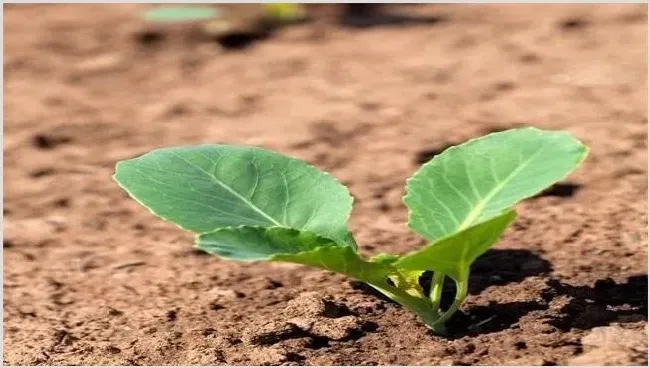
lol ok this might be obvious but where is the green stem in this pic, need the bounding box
[432,277,468,330]
[429,272,445,312]
[368,281,441,329]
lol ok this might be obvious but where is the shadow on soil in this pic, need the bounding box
[432,249,552,337]
[352,249,647,338]
[444,300,547,338]
[438,275,647,338]
[351,248,552,301]
[542,275,648,331]
[351,248,553,337]
[468,249,553,294]
[447,274,647,338]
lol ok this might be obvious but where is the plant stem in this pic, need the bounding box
[432,277,468,330]
[429,272,445,312]
[368,281,441,328]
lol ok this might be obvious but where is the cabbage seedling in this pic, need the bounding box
[113,127,588,334]
[143,6,221,24]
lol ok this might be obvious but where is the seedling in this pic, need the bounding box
[143,6,221,24]
[113,127,588,334]
[141,5,306,37]
[142,5,305,24]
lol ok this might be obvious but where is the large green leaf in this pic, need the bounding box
[404,127,588,242]
[198,226,390,283]
[394,210,516,282]
[113,145,355,247]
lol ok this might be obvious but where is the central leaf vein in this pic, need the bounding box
[171,151,283,227]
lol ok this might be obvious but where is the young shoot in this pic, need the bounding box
[113,127,588,334]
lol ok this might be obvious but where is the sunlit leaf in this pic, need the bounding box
[394,210,516,282]
[113,145,356,248]
[404,127,588,243]
[199,226,390,283]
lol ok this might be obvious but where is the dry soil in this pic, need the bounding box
[3,4,648,366]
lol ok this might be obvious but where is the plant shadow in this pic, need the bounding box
[440,274,648,338]
[350,249,552,326]
[440,300,547,338]
[351,251,646,338]
[419,248,553,297]
[542,275,648,331]
[468,249,553,294]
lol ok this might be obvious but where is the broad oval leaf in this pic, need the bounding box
[404,127,588,242]
[198,226,390,283]
[394,210,516,282]
[113,145,355,247]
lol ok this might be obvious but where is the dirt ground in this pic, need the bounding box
[3,4,648,366]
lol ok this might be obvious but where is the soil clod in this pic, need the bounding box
[210,303,225,311]
[31,134,71,150]
[283,292,351,319]
[265,279,284,289]
[134,30,165,46]
[569,326,648,365]
[414,144,454,164]
[29,168,56,178]
[534,183,582,198]
[242,321,303,346]
[166,310,178,322]
[559,18,589,30]
[108,307,124,317]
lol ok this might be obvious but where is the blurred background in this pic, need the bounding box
[3,3,648,366]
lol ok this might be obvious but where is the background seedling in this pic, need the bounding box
[141,4,306,50]
[143,6,220,24]
[113,127,588,334]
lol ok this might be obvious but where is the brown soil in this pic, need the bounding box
[3,4,648,366]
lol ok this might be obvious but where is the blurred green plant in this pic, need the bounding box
[143,6,220,24]
[142,4,305,28]
[262,3,307,24]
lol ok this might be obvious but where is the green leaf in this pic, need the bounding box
[404,127,588,242]
[369,253,401,265]
[143,6,219,23]
[113,145,355,247]
[394,210,516,282]
[197,226,338,261]
[263,3,306,23]
[198,226,390,283]
[274,245,391,284]
[393,269,427,299]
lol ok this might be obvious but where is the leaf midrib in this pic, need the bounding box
[456,143,546,231]
[170,151,283,227]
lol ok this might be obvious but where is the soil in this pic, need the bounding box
[3,3,648,366]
